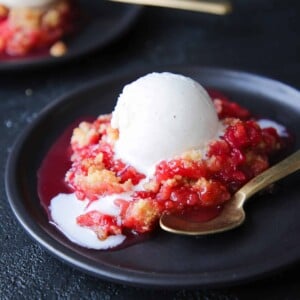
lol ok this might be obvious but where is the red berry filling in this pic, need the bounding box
[65,91,286,240]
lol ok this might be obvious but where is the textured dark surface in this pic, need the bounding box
[1,0,300,299]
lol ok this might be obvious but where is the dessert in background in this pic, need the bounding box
[0,0,76,57]
[39,72,289,250]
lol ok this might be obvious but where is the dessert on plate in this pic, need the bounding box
[39,72,290,250]
[0,0,75,57]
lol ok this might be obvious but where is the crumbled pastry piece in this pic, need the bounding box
[9,7,43,30]
[71,122,99,149]
[77,211,122,240]
[181,149,203,161]
[0,5,9,18]
[50,41,67,57]
[42,8,61,28]
[122,199,160,232]
[66,156,134,200]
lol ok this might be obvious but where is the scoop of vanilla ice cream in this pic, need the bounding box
[111,72,219,175]
[0,0,54,8]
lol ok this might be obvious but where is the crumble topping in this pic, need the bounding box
[62,92,284,240]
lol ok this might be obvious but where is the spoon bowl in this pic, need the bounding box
[160,150,300,235]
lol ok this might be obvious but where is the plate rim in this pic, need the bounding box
[5,66,300,288]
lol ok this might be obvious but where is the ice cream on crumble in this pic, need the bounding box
[48,72,285,249]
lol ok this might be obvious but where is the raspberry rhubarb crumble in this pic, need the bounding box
[0,0,75,57]
[38,72,290,250]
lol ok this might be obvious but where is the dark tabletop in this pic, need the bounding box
[1,0,300,299]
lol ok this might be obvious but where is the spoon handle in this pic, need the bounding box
[238,150,300,205]
[108,0,232,15]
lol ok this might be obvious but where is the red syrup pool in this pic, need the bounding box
[37,122,75,213]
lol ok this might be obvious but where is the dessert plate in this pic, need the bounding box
[0,1,141,70]
[5,67,300,288]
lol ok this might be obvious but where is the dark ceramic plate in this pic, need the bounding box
[5,67,300,288]
[0,0,140,70]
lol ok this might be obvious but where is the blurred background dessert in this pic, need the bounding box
[0,0,75,57]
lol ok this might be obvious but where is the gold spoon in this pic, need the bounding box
[160,149,300,235]
[109,0,232,15]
